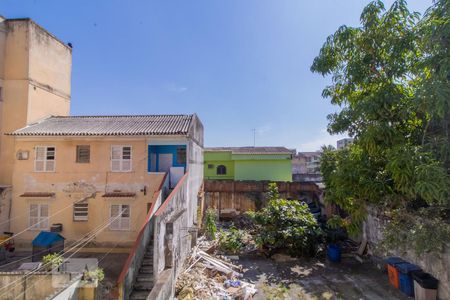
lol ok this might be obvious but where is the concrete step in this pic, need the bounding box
[142,259,153,266]
[130,290,150,300]
[134,281,154,291]
[136,275,154,283]
[139,266,153,274]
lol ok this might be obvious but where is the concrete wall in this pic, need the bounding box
[235,159,292,181]
[204,151,292,181]
[364,207,450,300]
[10,136,167,249]
[0,18,71,186]
[0,272,75,300]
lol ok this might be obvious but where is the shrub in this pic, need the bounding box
[204,208,218,240]
[218,226,245,254]
[251,195,324,257]
[42,253,63,272]
[83,268,105,282]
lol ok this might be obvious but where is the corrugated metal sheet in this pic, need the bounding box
[9,115,194,136]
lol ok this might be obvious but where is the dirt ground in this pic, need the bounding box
[236,254,409,300]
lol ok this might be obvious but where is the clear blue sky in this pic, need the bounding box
[0,0,431,151]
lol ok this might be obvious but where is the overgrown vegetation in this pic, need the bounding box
[218,226,246,254]
[311,0,450,255]
[249,183,324,257]
[205,208,218,240]
[83,268,105,283]
[42,253,63,272]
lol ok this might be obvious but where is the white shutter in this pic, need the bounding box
[111,146,121,172]
[46,160,55,172]
[40,204,49,229]
[29,204,38,229]
[35,147,45,172]
[122,160,131,172]
[121,205,130,230]
[109,205,120,230]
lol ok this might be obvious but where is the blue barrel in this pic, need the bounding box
[396,263,422,297]
[327,244,341,262]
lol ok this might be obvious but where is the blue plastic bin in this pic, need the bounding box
[396,262,422,297]
[327,244,341,262]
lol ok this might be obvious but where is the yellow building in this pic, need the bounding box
[8,115,204,251]
[0,16,72,232]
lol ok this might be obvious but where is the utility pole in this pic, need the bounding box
[252,128,256,147]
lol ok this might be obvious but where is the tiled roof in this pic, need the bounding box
[9,115,194,136]
[205,146,293,155]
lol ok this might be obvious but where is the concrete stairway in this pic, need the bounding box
[129,240,155,300]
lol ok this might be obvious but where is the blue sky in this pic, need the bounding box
[1,0,431,150]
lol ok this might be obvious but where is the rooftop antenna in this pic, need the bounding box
[252,128,256,147]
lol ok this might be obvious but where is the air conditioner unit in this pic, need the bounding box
[17,150,30,160]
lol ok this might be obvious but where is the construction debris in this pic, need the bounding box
[176,237,257,300]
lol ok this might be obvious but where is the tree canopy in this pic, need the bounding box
[311,0,449,254]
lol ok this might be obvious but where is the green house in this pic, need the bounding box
[204,147,293,182]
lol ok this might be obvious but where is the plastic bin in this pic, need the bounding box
[385,257,405,289]
[396,263,422,297]
[327,244,341,262]
[412,272,438,300]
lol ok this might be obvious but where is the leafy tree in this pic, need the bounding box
[312,0,450,254]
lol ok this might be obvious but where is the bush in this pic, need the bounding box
[83,268,105,283]
[42,253,63,272]
[250,185,324,257]
[218,226,245,254]
[204,208,218,240]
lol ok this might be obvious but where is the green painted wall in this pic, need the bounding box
[234,160,292,181]
[204,150,292,181]
[204,151,235,180]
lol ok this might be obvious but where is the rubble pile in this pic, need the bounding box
[176,237,257,300]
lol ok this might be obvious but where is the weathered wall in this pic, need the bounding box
[364,207,450,300]
[0,187,11,233]
[204,180,321,215]
[0,272,75,300]
[10,137,166,249]
[0,18,72,186]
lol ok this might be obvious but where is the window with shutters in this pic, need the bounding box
[109,204,130,230]
[111,146,132,172]
[76,145,90,163]
[73,202,89,221]
[29,204,49,230]
[34,146,55,172]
